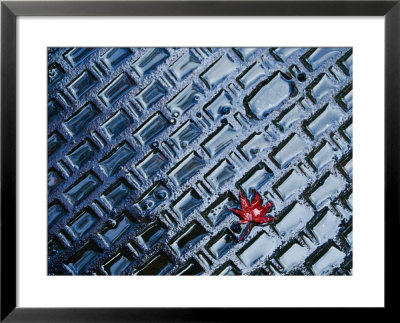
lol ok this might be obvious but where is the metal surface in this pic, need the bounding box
[48,47,352,276]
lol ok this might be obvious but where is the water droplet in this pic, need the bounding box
[221,118,228,125]
[181,141,188,148]
[108,219,117,228]
[155,190,167,200]
[170,118,176,124]
[230,222,241,233]
[297,72,306,82]
[220,106,230,115]
[151,142,159,148]
[196,112,202,118]
[141,200,154,210]
[173,112,179,118]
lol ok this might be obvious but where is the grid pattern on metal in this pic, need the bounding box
[48,47,353,275]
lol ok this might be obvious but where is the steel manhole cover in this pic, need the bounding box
[48,47,352,275]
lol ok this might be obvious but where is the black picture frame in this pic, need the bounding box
[1,0,397,321]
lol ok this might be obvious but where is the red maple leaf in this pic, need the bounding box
[229,190,274,241]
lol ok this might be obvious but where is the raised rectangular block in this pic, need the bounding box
[66,241,100,275]
[311,210,341,242]
[301,48,342,71]
[336,84,353,111]
[275,203,313,236]
[134,251,172,275]
[135,80,166,109]
[233,48,258,61]
[100,48,133,70]
[101,179,132,209]
[201,192,237,227]
[64,102,100,136]
[274,103,305,132]
[135,149,168,177]
[136,220,167,249]
[244,72,295,119]
[48,131,66,157]
[201,122,236,158]
[279,242,308,271]
[270,48,302,61]
[63,172,101,206]
[248,72,297,120]
[169,50,201,81]
[167,83,202,116]
[237,232,277,267]
[64,48,95,67]
[48,201,67,228]
[103,252,132,275]
[175,259,204,276]
[169,221,207,256]
[133,181,170,217]
[171,188,202,221]
[205,159,235,189]
[101,212,134,245]
[68,209,99,239]
[98,72,135,107]
[213,261,241,276]
[48,99,63,123]
[67,70,97,100]
[170,120,202,150]
[311,246,345,275]
[133,48,169,76]
[309,173,343,208]
[200,54,237,89]
[308,142,335,171]
[238,132,269,161]
[343,121,353,142]
[167,151,205,186]
[99,142,135,176]
[305,103,345,138]
[101,110,132,140]
[342,157,353,179]
[48,168,63,193]
[66,139,97,169]
[272,134,307,169]
[133,111,170,145]
[275,170,308,200]
[203,90,232,120]
[206,228,236,259]
[337,49,353,75]
[306,73,336,103]
[237,62,266,89]
[236,162,273,197]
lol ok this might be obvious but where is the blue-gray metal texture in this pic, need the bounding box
[48,47,352,276]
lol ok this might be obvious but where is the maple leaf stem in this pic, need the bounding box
[238,222,253,242]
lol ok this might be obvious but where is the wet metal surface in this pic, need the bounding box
[48,47,352,275]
